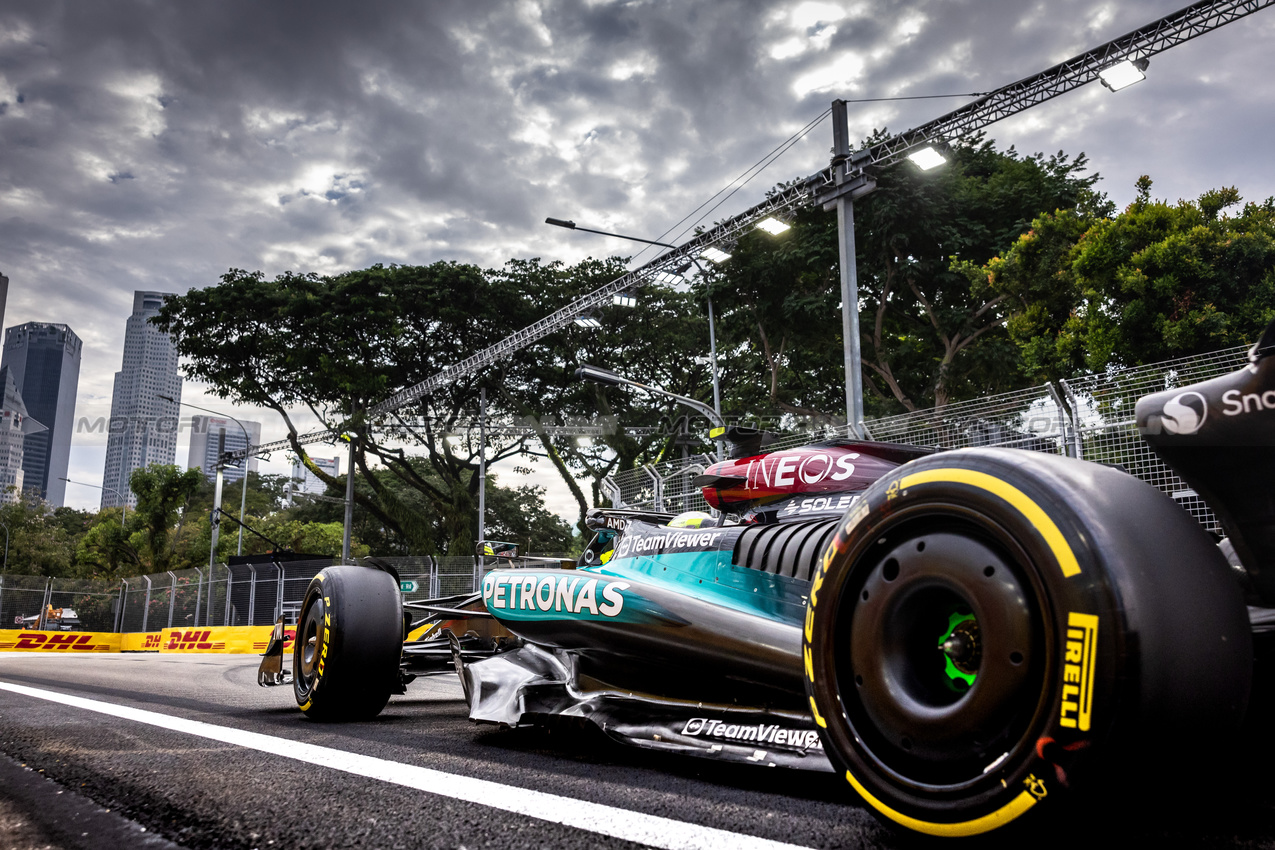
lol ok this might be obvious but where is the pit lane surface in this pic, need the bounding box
[1,654,1273,849]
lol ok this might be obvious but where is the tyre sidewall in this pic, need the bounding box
[293,566,403,720]
[805,450,1134,835]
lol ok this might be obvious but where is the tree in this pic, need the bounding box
[154,257,715,549]
[75,465,202,577]
[707,134,1112,417]
[0,499,88,577]
[491,264,723,523]
[153,261,543,555]
[482,482,576,555]
[281,457,572,556]
[989,179,1275,377]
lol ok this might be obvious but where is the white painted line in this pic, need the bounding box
[0,681,809,850]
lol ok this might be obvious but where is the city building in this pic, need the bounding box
[187,414,262,482]
[1,323,82,505]
[289,455,340,500]
[0,365,46,504]
[0,272,8,332]
[101,292,182,510]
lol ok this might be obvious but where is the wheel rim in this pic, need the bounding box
[840,520,1046,790]
[294,590,327,700]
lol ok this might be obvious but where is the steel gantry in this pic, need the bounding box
[227,0,1273,459]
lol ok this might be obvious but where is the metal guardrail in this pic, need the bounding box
[604,344,1252,533]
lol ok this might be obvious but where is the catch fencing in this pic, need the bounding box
[0,555,486,633]
[603,343,1253,532]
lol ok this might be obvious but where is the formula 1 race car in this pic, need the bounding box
[259,318,1275,839]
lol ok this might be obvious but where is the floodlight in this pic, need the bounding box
[574,365,625,387]
[573,314,603,328]
[653,271,683,286]
[756,217,791,235]
[1098,58,1149,92]
[907,146,947,171]
[701,246,732,264]
[612,292,637,308]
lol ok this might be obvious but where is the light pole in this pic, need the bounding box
[341,430,355,563]
[477,387,487,551]
[1,521,8,571]
[159,396,251,557]
[545,218,725,428]
[60,478,127,526]
[575,364,726,461]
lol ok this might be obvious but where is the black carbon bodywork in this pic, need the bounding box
[1138,323,1275,602]
[733,519,840,583]
[459,642,832,772]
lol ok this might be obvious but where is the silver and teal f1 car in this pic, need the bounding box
[259,318,1275,839]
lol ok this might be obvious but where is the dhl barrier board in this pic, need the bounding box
[161,625,295,654]
[122,632,164,652]
[0,627,296,654]
[0,630,122,652]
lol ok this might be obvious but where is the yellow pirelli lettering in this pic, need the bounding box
[803,645,815,682]
[804,606,815,643]
[898,468,1081,577]
[844,770,1039,837]
[1059,612,1098,731]
[808,695,827,729]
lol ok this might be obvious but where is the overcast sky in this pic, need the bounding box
[3,0,1274,517]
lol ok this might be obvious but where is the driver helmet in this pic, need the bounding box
[668,510,715,528]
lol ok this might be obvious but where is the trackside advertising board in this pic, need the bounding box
[123,632,164,651]
[0,626,293,654]
[160,625,295,654]
[0,630,122,652]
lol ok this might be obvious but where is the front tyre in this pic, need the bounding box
[294,565,403,721]
[804,448,1250,837]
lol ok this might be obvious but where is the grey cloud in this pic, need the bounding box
[1,0,1273,426]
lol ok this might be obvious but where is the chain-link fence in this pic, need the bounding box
[602,343,1254,531]
[1,554,487,633]
[1060,344,1250,532]
[604,453,716,515]
[862,384,1073,455]
[0,574,55,630]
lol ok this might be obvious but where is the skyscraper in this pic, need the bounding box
[1,323,82,505]
[101,292,182,509]
[290,456,340,494]
[187,414,262,482]
[0,365,45,504]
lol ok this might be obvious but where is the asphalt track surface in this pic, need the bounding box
[1,654,1275,849]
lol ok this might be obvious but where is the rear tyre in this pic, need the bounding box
[293,565,403,721]
[804,448,1251,837]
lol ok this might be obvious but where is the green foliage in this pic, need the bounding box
[707,134,1110,415]
[130,465,203,571]
[990,180,1275,376]
[153,257,714,548]
[0,499,89,577]
[75,465,203,577]
[481,482,576,556]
